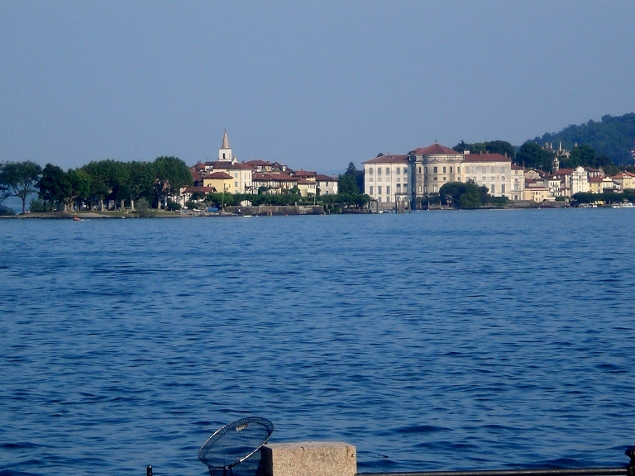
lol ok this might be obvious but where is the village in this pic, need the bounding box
[180,132,635,213]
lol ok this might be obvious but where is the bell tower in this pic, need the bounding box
[218,130,233,162]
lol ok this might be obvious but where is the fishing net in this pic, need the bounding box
[198,417,274,476]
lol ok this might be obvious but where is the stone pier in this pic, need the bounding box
[261,442,357,476]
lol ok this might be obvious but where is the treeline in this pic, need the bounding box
[452,139,628,175]
[0,157,192,214]
[535,113,635,165]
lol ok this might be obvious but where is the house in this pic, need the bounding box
[202,171,234,193]
[610,171,635,191]
[523,179,551,202]
[315,174,338,195]
[589,176,617,194]
[510,165,525,201]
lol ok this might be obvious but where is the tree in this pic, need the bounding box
[515,142,555,172]
[453,140,515,159]
[0,161,42,214]
[568,144,596,168]
[153,156,193,208]
[66,169,91,211]
[39,163,70,210]
[440,181,488,209]
[126,161,155,209]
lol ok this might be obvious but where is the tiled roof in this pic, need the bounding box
[411,143,459,155]
[364,154,408,164]
[463,153,511,163]
[315,174,338,181]
[206,171,233,179]
[511,164,524,170]
[554,168,574,175]
[227,163,252,170]
[253,173,297,182]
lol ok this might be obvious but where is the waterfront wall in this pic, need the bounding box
[225,205,325,216]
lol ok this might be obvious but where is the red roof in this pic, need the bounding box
[315,174,338,181]
[411,143,459,155]
[364,154,408,164]
[511,164,524,170]
[555,168,574,175]
[463,153,511,163]
[206,171,233,179]
[253,173,297,182]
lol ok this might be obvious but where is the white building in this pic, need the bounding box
[461,152,512,197]
[363,154,410,209]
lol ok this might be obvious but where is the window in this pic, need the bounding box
[378,168,382,175]
[443,166,446,173]
[491,184,495,193]
[418,167,422,173]
[433,166,438,173]
[368,168,373,174]
[378,186,382,195]
[369,186,373,195]
[450,167,453,173]
[396,183,401,190]
[235,182,238,188]
[386,167,390,175]
[501,184,505,193]
[386,186,390,195]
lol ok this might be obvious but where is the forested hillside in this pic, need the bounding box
[533,113,635,164]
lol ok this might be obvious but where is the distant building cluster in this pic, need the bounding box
[182,131,338,204]
[364,142,635,210]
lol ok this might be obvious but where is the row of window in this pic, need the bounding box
[368,185,408,195]
[367,167,407,175]
[367,177,408,183]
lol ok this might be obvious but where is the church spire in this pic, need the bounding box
[218,130,233,162]
[221,130,230,149]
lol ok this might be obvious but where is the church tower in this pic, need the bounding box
[218,130,233,162]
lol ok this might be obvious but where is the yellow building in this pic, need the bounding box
[202,171,234,193]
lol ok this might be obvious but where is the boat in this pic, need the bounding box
[612,202,634,208]
[73,216,81,221]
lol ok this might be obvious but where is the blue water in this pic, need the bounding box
[1,209,634,475]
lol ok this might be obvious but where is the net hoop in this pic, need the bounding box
[198,416,274,469]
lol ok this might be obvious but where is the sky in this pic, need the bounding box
[1,1,634,174]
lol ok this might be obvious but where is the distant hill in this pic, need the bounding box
[532,113,635,164]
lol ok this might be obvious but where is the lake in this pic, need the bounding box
[1,209,634,475]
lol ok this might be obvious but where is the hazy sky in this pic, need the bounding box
[1,1,634,173]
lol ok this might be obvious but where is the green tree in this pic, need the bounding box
[39,163,71,210]
[515,142,555,172]
[126,161,155,209]
[568,144,596,168]
[440,181,488,209]
[153,156,193,208]
[66,169,91,211]
[0,161,42,214]
[453,140,515,159]
[338,173,358,194]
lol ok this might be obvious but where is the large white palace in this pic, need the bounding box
[364,142,630,209]
[364,143,513,207]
